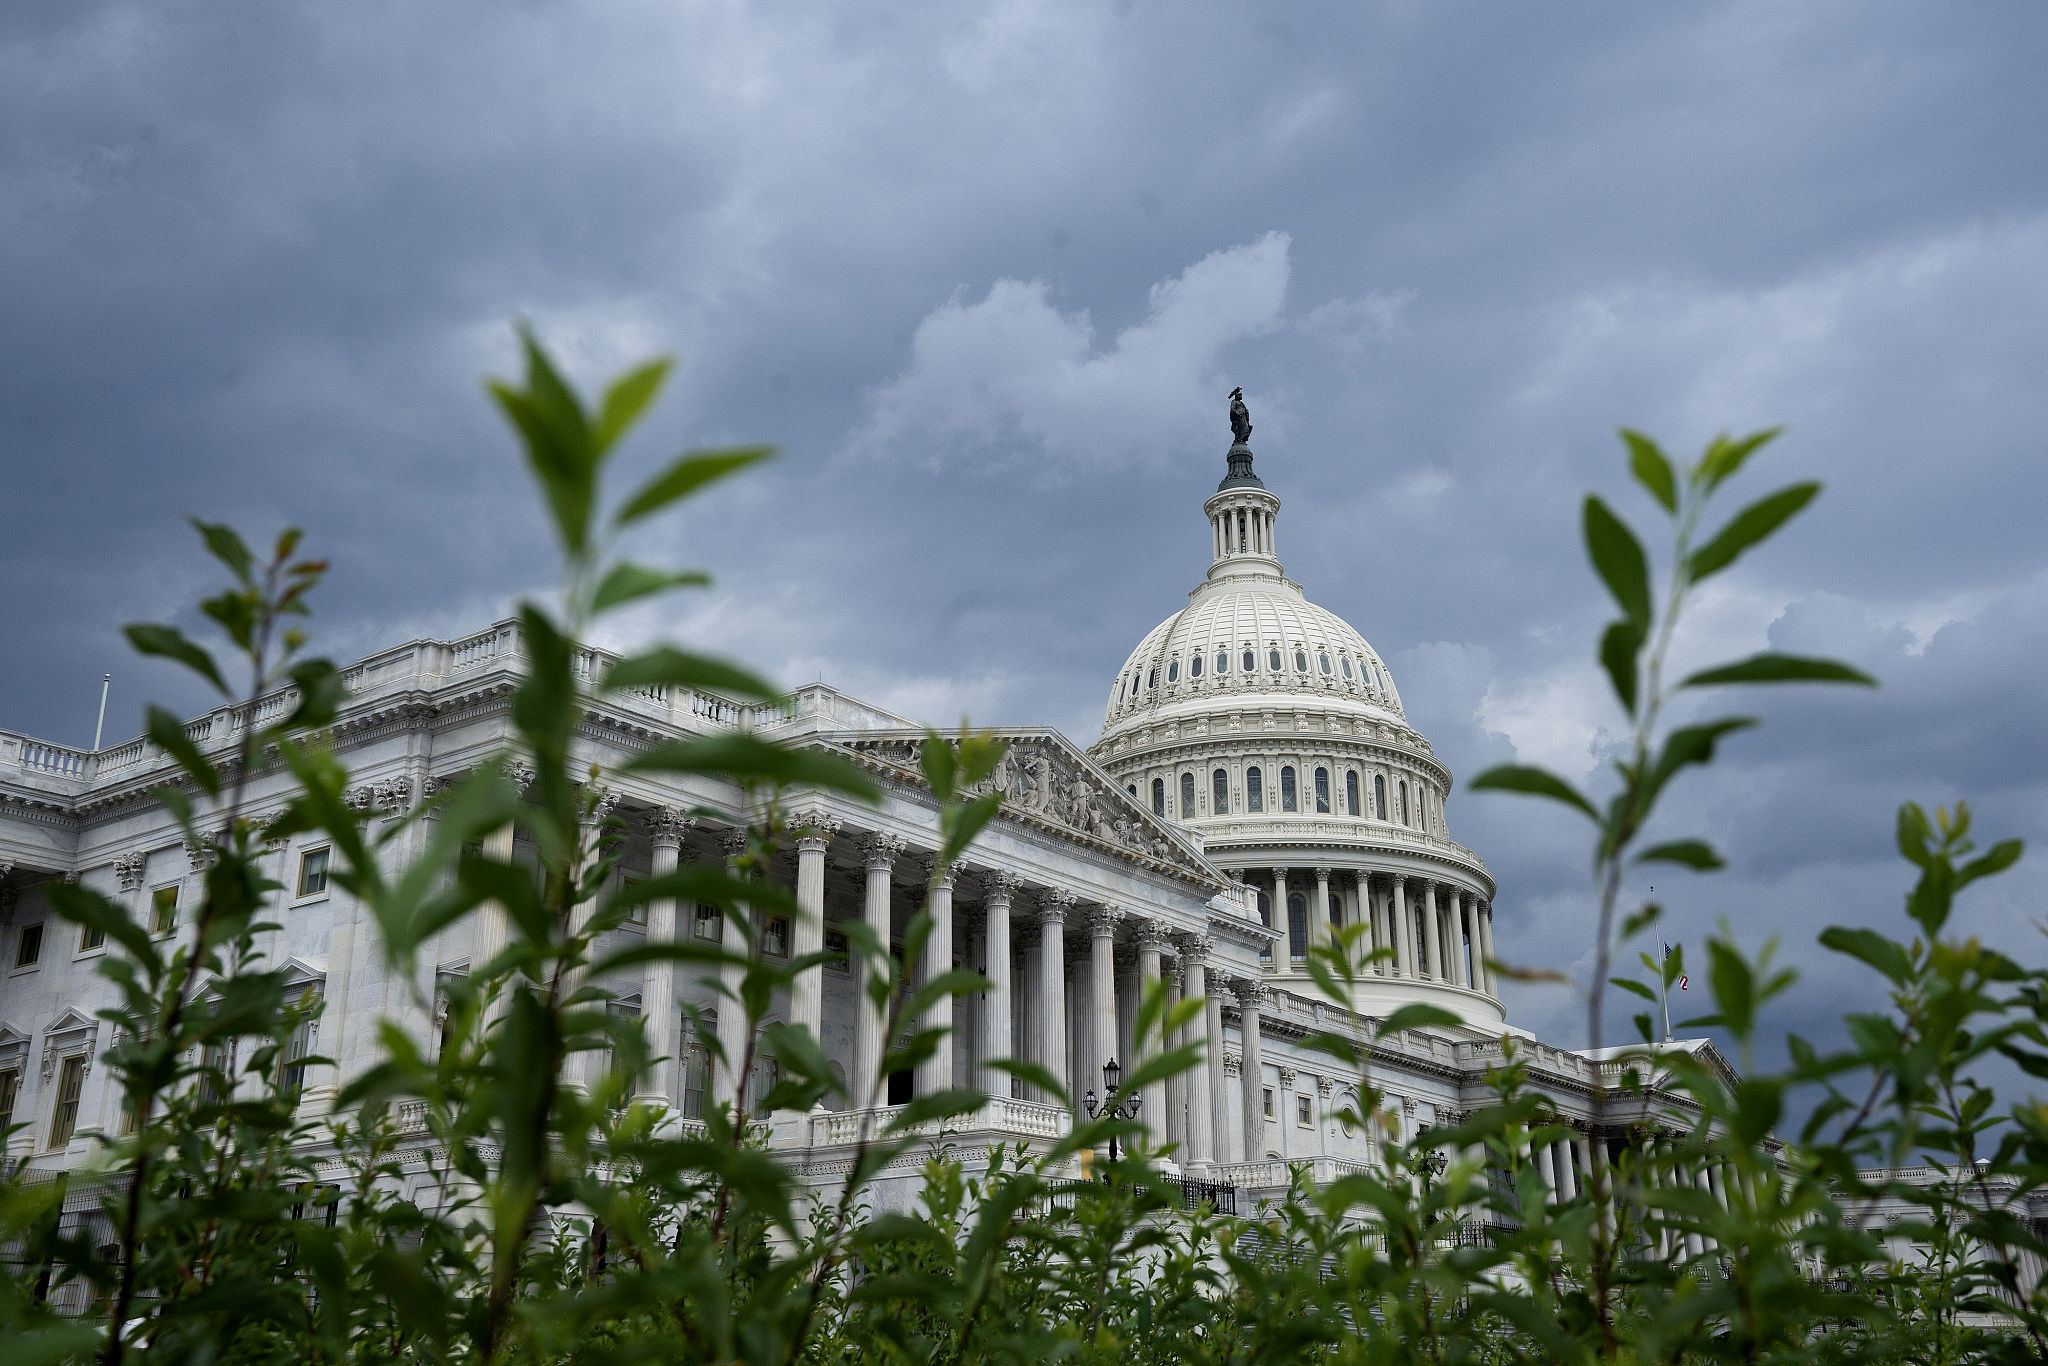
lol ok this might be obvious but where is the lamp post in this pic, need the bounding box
[1083,1058,1143,1165]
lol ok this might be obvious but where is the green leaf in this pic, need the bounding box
[1377,1003,1462,1035]
[593,357,673,454]
[1622,430,1679,514]
[1583,495,1652,631]
[1610,977,1659,1002]
[1680,653,1875,689]
[1696,426,1782,491]
[282,657,348,731]
[1958,838,2023,890]
[1599,619,1642,716]
[601,646,780,701]
[1818,926,1913,986]
[190,518,256,583]
[1469,765,1599,822]
[124,622,229,695]
[624,733,881,800]
[588,562,713,616]
[1636,840,1724,870]
[145,704,221,797]
[613,447,773,529]
[1686,481,1818,581]
[1641,718,1756,810]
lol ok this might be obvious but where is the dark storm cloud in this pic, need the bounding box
[4,1,2046,1079]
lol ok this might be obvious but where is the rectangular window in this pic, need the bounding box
[49,1054,86,1148]
[278,992,320,1099]
[150,885,179,936]
[199,1042,230,1104]
[693,903,721,941]
[622,874,647,926]
[680,1042,707,1119]
[762,915,790,959]
[824,927,849,971]
[14,922,42,968]
[1262,1086,1274,1119]
[1297,1095,1313,1126]
[78,922,105,953]
[749,1054,781,1110]
[296,847,330,899]
[0,1067,19,1133]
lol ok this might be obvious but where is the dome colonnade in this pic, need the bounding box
[1089,425,1502,1030]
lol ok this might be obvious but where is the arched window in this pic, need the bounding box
[1127,783,1137,798]
[1287,893,1308,959]
[1147,667,1157,689]
[1167,658,1179,683]
[1247,767,1264,812]
[1314,767,1330,813]
[1294,649,1309,672]
[1374,774,1387,820]
[1280,766,1298,812]
[1319,652,1332,675]
[1190,653,1203,678]
[1243,648,1256,672]
[1399,781,1410,826]
[1212,768,1229,813]
[1152,777,1166,816]
[1268,647,1282,671]
[1216,649,1229,674]
[1346,770,1360,816]
[1180,771,1196,816]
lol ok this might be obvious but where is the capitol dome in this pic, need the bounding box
[1087,416,1505,1031]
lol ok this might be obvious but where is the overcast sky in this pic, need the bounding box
[4,2,2045,1064]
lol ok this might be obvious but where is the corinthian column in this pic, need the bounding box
[1478,901,1498,995]
[1312,867,1333,953]
[1421,880,1444,981]
[1038,892,1073,1103]
[854,832,903,1108]
[981,872,1017,1099]
[1182,935,1216,1168]
[1135,919,1169,1142]
[639,808,692,1106]
[1393,878,1415,979]
[915,859,959,1097]
[1086,906,1121,1099]
[1236,978,1266,1164]
[789,809,837,1053]
[715,827,750,1112]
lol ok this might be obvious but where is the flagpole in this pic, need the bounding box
[1654,888,1673,1044]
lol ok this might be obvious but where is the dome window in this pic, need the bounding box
[1374,774,1388,820]
[1243,648,1256,672]
[1345,770,1361,816]
[1190,654,1203,678]
[1314,766,1330,813]
[1280,765,1298,812]
[1152,777,1166,816]
[1215,650,1228,675]
[1268,647,1282,672]
[1246,766,1264,812]
[1294,649,1309,673]
[1147,667,1157,689]
[1287,892,1308,960]
[1341,657,1354,680]
[1318,652,1332,676]
[1167,659,1179,683]
[1180,771,1196,815]
[1399,780,1411,826]
[1212,768,1228,813]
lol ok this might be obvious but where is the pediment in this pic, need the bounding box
[45,1006,97,1037]
[822,728,1224,886]
[277,956,327,989]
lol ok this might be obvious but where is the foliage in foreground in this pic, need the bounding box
[0,339,2041,1366]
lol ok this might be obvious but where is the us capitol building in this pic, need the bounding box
[0,406,1728,1218]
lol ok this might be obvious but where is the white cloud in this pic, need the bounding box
[850,232,1292,471]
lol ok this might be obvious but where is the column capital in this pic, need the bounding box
[923,858,961,890]
[1312,866,1333,881]
[505,759,537,793]
[184,838,218,873]
[1222,1050,1242,1077]
[1232,978,1267,1011]
[582,783,620,825]
[788,806,840,844]
[720,826,751,860]
[1038,890,1074,927]
[1276,1065,1297,1088]
[861,831,905,870]
[647,806,695,850]
[1176,931,1214,963]
[114,852,146,893]
[1083,903,1122,938]
[1315,1074,1336,1097]
[1134,918,1174,952]
[981,868,1023,903]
